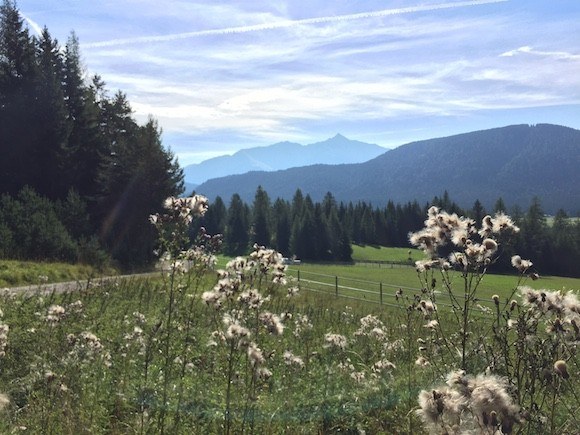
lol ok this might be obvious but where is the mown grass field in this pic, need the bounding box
[254,245,579,308]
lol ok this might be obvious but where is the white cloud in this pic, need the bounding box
[500,46,580,61]
[83,0,507,48]
[24,0,572,164]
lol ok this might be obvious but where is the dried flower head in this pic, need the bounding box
[554,360,569,379]
[0,393,9,411]
[324,333,348,350]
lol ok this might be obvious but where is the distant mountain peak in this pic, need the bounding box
[182,135,386,185]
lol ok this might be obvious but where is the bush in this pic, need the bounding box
[0,187,78,262]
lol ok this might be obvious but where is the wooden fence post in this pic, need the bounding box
[335,275,338,297]
[380,282,383,305]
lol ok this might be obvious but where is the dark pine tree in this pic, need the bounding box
[272,198,291,256]
[251,185,271,247]
[225,193,249,256]
[0,0,38,194]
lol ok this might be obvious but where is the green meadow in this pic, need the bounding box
[0,243,577,434]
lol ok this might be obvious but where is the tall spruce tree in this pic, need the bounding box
[225,193,249,256]
[272,198,291,256]
[251,185,271,247]
[33,28,70,199]
[0,0,38,194]
[99,117,183,266]
[63,32,107,202]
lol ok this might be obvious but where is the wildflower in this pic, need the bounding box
[415,356,430,367]
[133,311,146,324]
[482,238,498,255]
[166,195,208,221]
[238,289,266,309]
[492,295,500,305]
[417,388,466,429]
[247,342,265,366]
[511,255,532,273]
[0,393,9,411]
[418,300,437,317]
[201,290,223,309]
[287,286,300,297]
[415,259,440,273]
[0,322,8,358]
[478,215,494,238]
[259,312,284,335]
[350,371,366,383]
[372,359,396,373]
[67,300,84,314]
[445,370,468,389]
[324,333,348,350]
[293,314,313,338]
[395,288,403,300]
[468,373,520,430]
[449,252,467,269]
[554,360,569,379]
[283,350,304,368]
[491,213,519,234]
[225,321,251,348]
[46,304,66,325]
[424,319,439,329]
[451,228,470,247]
[256,367,272,380]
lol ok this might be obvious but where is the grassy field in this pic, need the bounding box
[351,245,422,263]
[217,245,579,306]
[0,259,116,288]
[0,243,578,434]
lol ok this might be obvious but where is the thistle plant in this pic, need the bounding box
[201,244,292,434]
[148,194,215,434]
[409,207,520,371]
[410,207,579,434]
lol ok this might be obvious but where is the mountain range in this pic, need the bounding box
[183,134,386,186]
[194,124,580,214]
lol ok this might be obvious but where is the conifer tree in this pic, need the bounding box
[251,185,271,247]
[272,198,291,256]
[225,194,249,256]
[33,28,70,199]
[0,0,38,194]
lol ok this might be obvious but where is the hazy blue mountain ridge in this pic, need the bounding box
[195,124,580,214]
[183,134,386,185]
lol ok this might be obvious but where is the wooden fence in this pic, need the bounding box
[286,268,496,313]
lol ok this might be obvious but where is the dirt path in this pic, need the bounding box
[1,273,157,297]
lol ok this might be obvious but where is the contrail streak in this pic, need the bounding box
[83,0,507,48]
[21,13,43,36]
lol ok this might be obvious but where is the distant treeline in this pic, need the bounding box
[192,187,580,278]
[0,1,183,268]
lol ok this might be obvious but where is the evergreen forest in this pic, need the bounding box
[193,187,580,278]
[0,1,183,269]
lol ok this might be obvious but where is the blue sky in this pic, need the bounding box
[18,0,580,166]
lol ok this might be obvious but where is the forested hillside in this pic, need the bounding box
[197,124,580,214]
[0,1,183,268]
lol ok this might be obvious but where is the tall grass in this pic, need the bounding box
[0,199,577,434]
